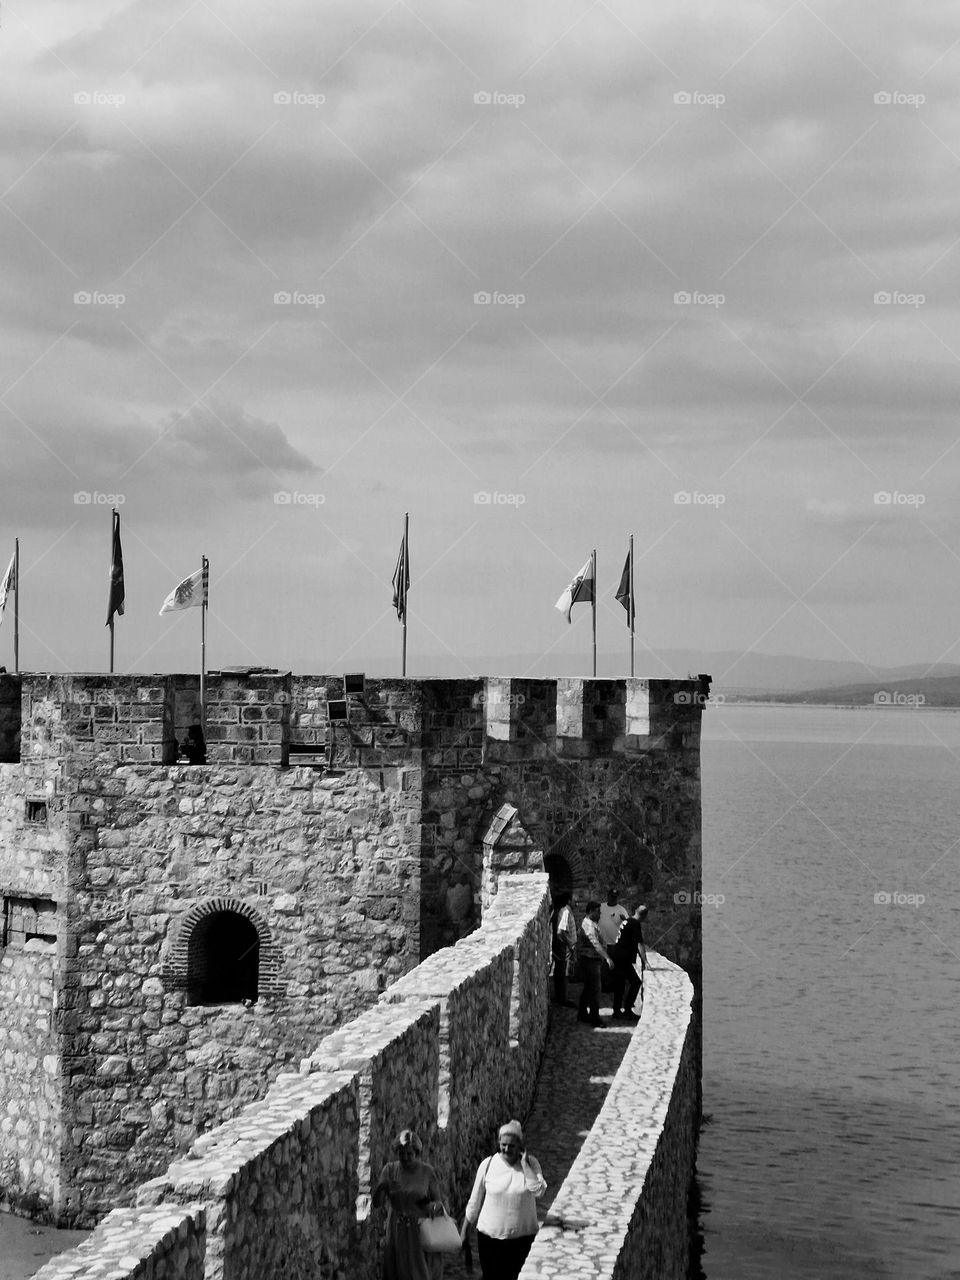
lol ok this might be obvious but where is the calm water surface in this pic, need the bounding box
[698,705,960,1280]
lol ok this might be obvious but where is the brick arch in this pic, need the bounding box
[163,898,282,1001]
[542,829,587,896]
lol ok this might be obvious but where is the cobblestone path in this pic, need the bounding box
[443,983,641,1279]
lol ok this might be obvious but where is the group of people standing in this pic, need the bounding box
[552,888,648,1026]
[375,1120,546,1280]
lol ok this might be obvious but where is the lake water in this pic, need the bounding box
[698,705,960,1280]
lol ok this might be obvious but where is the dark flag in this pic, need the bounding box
[392,530,410,622]
[106,510,124,626]
[615,551,634,626]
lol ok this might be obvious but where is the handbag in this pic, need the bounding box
[419,1207,462,1254]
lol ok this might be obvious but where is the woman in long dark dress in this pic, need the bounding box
[373,1129,445,1280]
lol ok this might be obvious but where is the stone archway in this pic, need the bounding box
[480,803,543,911]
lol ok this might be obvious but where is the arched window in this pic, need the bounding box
[187,910,259,1005]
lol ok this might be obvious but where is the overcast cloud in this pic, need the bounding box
[2,0,958,677]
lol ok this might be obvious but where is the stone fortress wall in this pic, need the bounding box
[30,872,699,1280]
[0,670,706,1228]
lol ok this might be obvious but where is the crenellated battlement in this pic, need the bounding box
[0,667,706,1229]
[0,671,710,769]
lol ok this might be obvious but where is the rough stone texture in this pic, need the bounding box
[0,672,704,1225]
[0,946,61,1213]
[20,880,699,1280]
[30,1204,205,1280]
[520,957,697,1280]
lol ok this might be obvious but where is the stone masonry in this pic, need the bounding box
[0,671,706,1227]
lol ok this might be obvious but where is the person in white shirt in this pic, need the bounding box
[461,1119,547,1280]
[598,888,628,947]
[551,892,577,1007]
[577,900,613,1025]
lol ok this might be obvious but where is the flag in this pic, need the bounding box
[615,550,634,627]
[159,564,207,615]
[555,555,594,624]
[0,548,15,626]
[392,532,409,622]
[105,511,124,626]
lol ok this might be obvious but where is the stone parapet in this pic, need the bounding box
[520,955,697,1280]
[30,1204,205,1280]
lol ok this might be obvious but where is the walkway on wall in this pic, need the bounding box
[444,981,644,1279]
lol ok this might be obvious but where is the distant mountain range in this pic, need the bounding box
[359,650,960,702]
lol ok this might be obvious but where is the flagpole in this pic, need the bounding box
[13,538,19,675]
[629,533,635,678]
[591,548,597,678]
[401,512,408,678]
[108,513,115,674]
[200,556,208,725]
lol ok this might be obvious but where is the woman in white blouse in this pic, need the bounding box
[461,1119,547,1280]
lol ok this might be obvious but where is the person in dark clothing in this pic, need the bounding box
[180,723,206,765]
[610,904,648,1020]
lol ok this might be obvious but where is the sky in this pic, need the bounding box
[2,0,959,680]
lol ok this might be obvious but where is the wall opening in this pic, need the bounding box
[25,799,48,825]
[0,676,21,763]
[187,910,259,1005]
[2,896,58,949]
[543,853,573,900]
